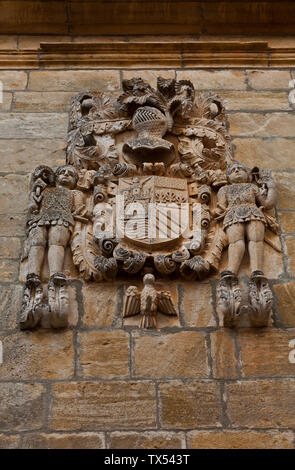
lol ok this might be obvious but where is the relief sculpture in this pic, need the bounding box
[20,76,280,329]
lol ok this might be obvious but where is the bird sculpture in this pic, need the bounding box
[122,274,177,328]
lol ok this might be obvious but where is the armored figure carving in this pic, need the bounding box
[215,161,277,276]
[215,161,277,327]
[21,165,90,329]
[26,165,87,281]
[20,75,281,330]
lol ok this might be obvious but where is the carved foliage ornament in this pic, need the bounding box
[20,77,280,329]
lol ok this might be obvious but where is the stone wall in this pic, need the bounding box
[1,50,295,449]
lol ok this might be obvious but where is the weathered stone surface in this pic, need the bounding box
[274,281,295,326]
[28,71,120,91]
[82,283,119,327]
[187,430,294,449]
[233,138,295,171]
[51,381,157,431]
[285,236,295,275]
[0,92,12,111]
[0,434,20,449]
[0,71,27,90]
[13,92,74,112]
[133,331,209,379]
[160,381,221,429]
[0,284,22,330]
[226,379,295,428]
[0,382,45,432]
[274,172,295,211]
[280,212,295,233]
[211,330,238,379]
[222,91,290,111]
[0,35,17,50]
[109,431,185,449]
[238,329,295,378]
[262,243,284,279]
[22,432,105,449]
[177,70,246,90]
[0,113,67,139]
[0,259,18,282]
[0,237,21,259]
[0,214,26,236]
[180,282,216,327]
[229,113,295,138]
[0,331,74,380]
[123,70,175,88]
[19,35,72,50]
[67,286,79,327]
[247,70,291,90]
[79,330,129,378]
[0,139,66,173]
[0,174,29,214]
[72,35,129,43]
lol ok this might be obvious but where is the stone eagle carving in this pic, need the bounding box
[122,274,177,328]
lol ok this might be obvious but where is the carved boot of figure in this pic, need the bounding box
[217,270,242,328]
[47,273,69,328]
[248,270,273,327]
[20,274,44,330]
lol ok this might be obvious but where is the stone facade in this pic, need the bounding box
[1,33,295,449]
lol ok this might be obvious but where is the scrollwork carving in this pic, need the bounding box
[217,271,242,328]
[20,75,281,331]
[248,271,273,328]
[94,255,118,281]
[154,254,176,275]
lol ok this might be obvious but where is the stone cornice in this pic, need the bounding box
[0,42,295,69]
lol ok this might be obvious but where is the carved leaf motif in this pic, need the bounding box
[178,132,228,170]
[67,91,131,170]
[67,131,122,170]
[93,119,131,136]
[19,284,44,330]
[193,92,225,121]
[90,92,120,120]
[178,136,204,166]
[118,77,195,126]
[69,91,121,130]
[71,221,102,281]
[119,78,164,114]
[173,89,232,169]
[248,277,273,327]
[217,276,242,328]
[47,282,69,328]
[174,119,228,138]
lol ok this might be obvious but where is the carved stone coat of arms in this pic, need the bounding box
[20,76,280,330]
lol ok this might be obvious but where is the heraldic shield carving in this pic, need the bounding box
[20,76,280,329]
